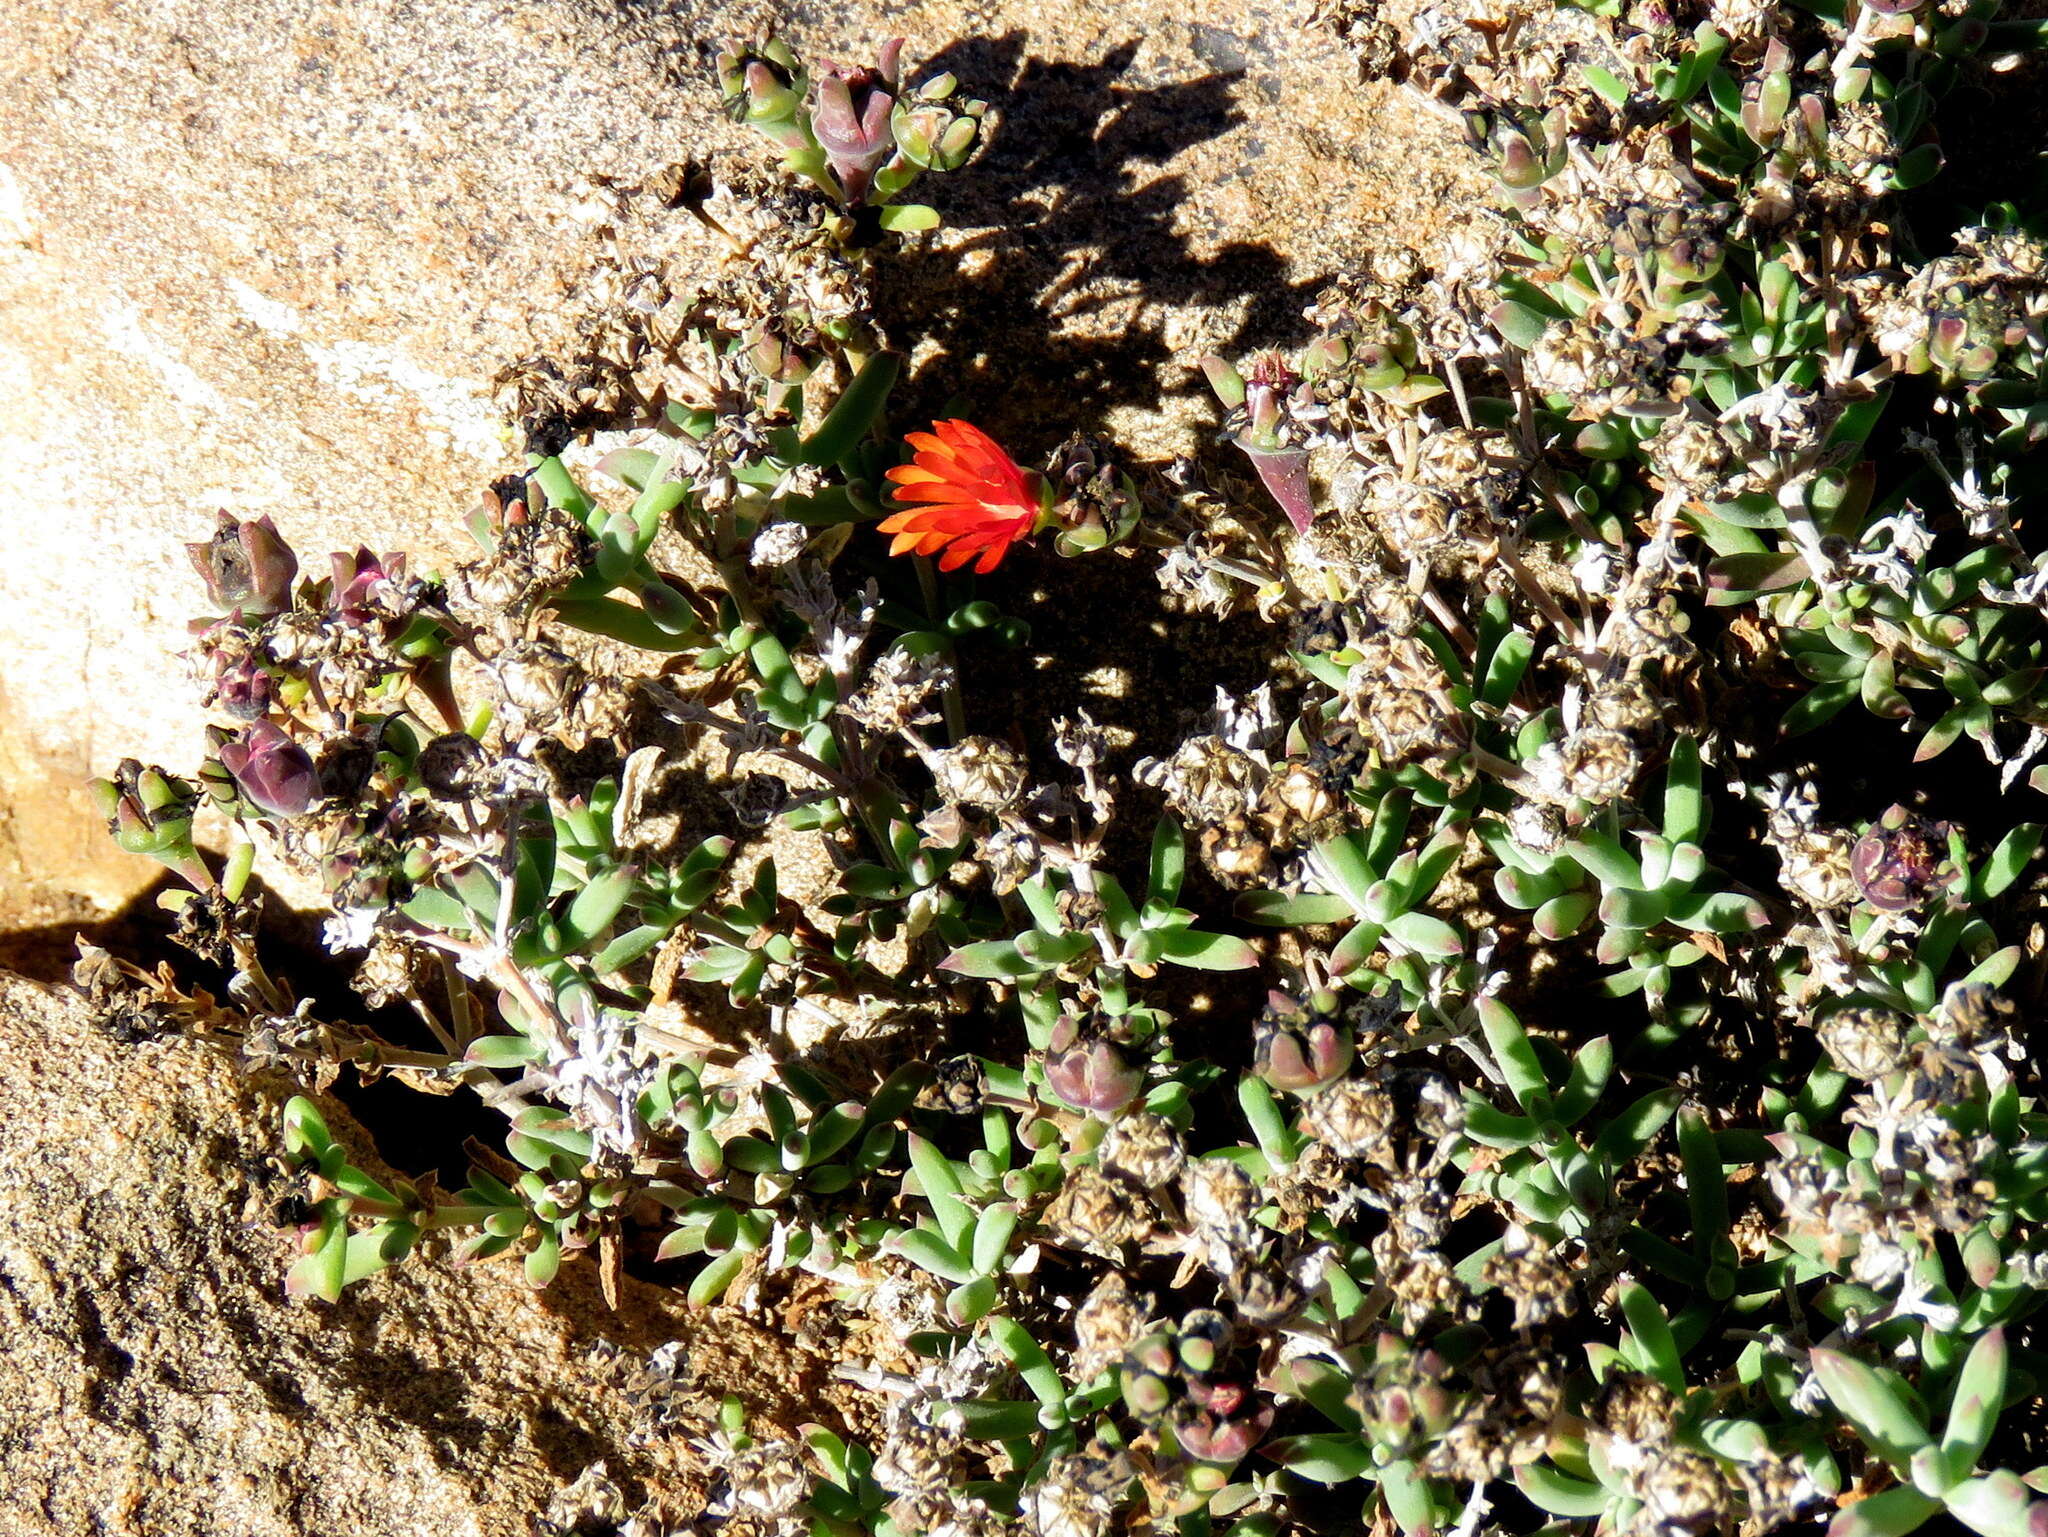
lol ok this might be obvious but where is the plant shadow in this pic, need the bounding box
[877,31,1325,444]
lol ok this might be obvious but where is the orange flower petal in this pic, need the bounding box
[877,420,1040,574]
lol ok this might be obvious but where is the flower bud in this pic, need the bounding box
[1495,127,1547,191]
[91,760,212,889]
[810,40,903,205]
[329,547,409,624]
[187,513,299,618]
[1176,1310,1230,1375]
[749,329,813,385]
[1850,804,1957,912]
[718,39,808,142]
[892,91,983,173]
[1044,1015,1144,1115]
[210,653,276,720]
[1170,1395,1272,1465]
[1120,1335,1176,1419]
[1742,59,1793,146]
[218,721,319,816]
[1253,988,1355,1093]
[937,112,981,165]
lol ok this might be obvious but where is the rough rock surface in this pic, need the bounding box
[0,0,1480,943]
[0,969,838,1536]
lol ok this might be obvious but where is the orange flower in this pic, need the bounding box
[880,420,1044,574]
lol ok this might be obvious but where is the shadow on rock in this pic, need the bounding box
[880,32,1324,440]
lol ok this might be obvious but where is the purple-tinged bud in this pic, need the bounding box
[1185,1374,1248,1417]
[1630,0,1678,37]
[1044,1015,1145,1115]
[218,721,319,816]
[1239,351,1299,440]
[210,654,276,721]
[810,39,903,206]
[1742,59,1793,146]
[187,513,299,618]
[330,547,407,624]
[1850,804,1956,912]
[750,328,814,385]
[1171,1399,1272,1465]
[1206,352,1317,532]
[1120,1338,1175,1419]
[1382,1386,1416,1433]
[744,59,801,118]
[1929,314,1971,370]
[1352,338,1412,393]
[1660,236,1724,287]
[1496,128,1546,191]
[1129,1333,1178,1378]
[718,39,808,143]
[1254,988,1355,1093]
[1297,332,1350,381]
[892,88,984,174]
[1793,95,1829,157]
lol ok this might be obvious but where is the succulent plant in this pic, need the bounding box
[76,12,2048,1537]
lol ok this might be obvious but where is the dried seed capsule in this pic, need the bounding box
[188,512,299,618]
[1099,1111,1186,1189]
[1072,1271,1148,1380]
[931,735,1029,813]
[1298,1077,1397,1161]
[727,1438,813,1516]
[417,731,488,800]
[1814,1006,1911,1080]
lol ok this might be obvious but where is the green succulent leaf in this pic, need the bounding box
[1516,1462,1611,1519]
[1239,891,1356,926]
[1977,826,2043,901]
[1941,1328,2009,1480]
[941,940,1040,980]
[987,1315,1065,1407]
[1267,1433,1375,1483]
[1828,1486,1943,1537]
[788,351,903,466]
[1619,1282,1686,1394]
[1812,1348,1935,1472]
[1148,928,1260,970]
[1149,815,1187,907]
[877,202,941,232]
[1479,997,1554,1117]
[1944,1473,2046,1537]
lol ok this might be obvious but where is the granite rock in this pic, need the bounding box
[0,968,840,1535]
